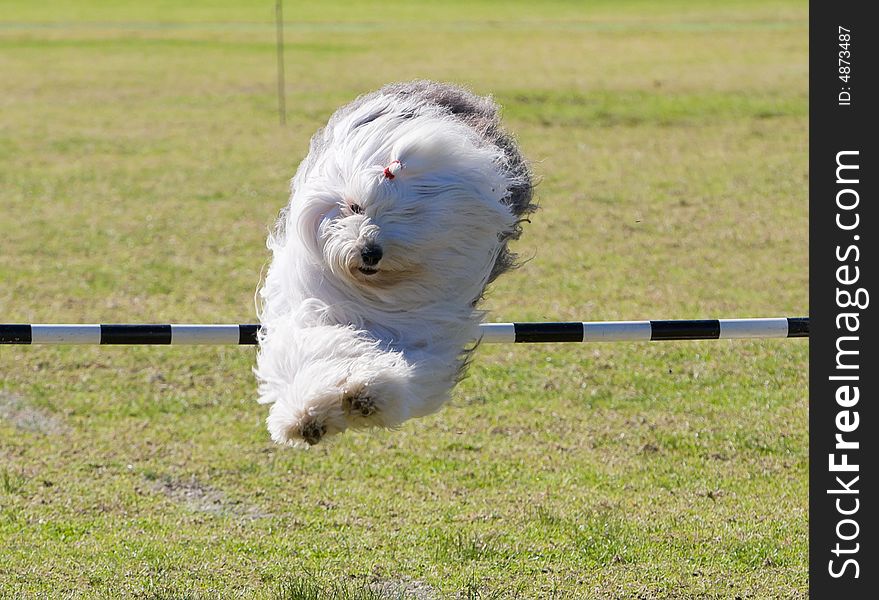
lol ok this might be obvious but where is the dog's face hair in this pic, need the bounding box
[283,102,523,310]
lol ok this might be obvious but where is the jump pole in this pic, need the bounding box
[1,318,808,345]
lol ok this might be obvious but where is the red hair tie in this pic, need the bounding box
[383,160,402,180]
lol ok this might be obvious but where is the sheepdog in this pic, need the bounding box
[255,81,534,446]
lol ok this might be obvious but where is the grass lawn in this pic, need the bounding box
[0,1,808,597]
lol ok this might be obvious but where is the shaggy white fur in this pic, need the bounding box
[255,81,533,446]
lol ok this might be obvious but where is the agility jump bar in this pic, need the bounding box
[1,318,808,345]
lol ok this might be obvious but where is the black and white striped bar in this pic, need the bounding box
[1,318,808,345]
[0,324,257,345]
[479,317,808,343]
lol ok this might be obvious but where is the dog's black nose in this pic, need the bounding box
[360,245,383,266]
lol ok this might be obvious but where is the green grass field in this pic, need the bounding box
[0,1,808,597]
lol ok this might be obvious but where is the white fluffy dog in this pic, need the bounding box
[255,81,534,446]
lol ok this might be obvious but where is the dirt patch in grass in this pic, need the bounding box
[274,575,440,600]
[0,390,68,436]
[150,475,270,519]
[370,577,439,600]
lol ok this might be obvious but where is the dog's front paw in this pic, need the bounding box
[266,399,339,447]
[299,420,328,445]
[344,387,377,418]
[338,367,413,429]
